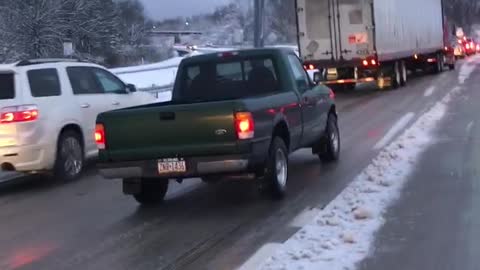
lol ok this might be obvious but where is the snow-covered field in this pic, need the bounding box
[254,59,477,270]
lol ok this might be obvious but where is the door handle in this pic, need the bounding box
[112,101,120,106]
[80,103,90,108]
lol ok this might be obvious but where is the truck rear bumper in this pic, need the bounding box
[98,155,251,179]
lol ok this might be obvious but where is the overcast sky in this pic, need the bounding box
[140,0,230,20]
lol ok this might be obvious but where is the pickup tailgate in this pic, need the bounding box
[101,101,240,161]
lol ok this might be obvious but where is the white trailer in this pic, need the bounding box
[296,0,455,89]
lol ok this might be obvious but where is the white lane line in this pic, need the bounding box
[238,243,282,270]
[466,121,475,135]
[374,112,415,150]
[424,86,436,97]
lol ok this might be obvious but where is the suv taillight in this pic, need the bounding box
[0,105,38,124]
[235,112,254,140]
[95,123,106,150]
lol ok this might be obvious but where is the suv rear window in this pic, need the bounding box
[28,69,61,97]
[177,56,279,103]
[0,73,15,100]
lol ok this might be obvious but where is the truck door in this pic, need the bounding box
[335,0,373,61]
[297,0,373,62]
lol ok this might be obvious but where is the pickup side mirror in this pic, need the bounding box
[126,84,137,93]
[313,71,323,84]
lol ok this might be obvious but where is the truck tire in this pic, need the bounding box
[133,179,169,205]
[263,137,289,200]
[400,61,407,86]
[54,130,84,181]
[391,62,401,89]
[318,114,340,163]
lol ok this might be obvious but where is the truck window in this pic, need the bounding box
[287,54,311,93]
[178,57,279,103]
[27,69,61,97]
[0,73,15,100]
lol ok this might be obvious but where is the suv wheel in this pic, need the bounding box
[54,130,84,181]
[133,179,169,205]
[318,114,340,163]
[262,137,289,200]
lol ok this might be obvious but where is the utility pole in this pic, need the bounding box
[254,0,265,48]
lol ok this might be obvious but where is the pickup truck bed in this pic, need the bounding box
[97,48,340,205]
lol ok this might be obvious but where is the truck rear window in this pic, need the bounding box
[0,73,15,100]
[177,57,279,103]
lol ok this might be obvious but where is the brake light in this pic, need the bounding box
[371,59,377,65]
[95,123,106,149]
[362,60,369,66]
[235,112,254,140]
[0,105,38,124]
[308,64,315,70]
[466,44,470,49]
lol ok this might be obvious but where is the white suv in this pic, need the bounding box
[0,59,156,180]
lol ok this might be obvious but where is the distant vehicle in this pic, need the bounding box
[0,59,156,180]
[296,0,454,90]
[453,41,466,59]
[463,38,477,56]
[97,48,340,205]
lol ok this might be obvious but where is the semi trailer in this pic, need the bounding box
[296,0,455,90]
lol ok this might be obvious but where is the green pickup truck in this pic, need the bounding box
[96,48,340,205]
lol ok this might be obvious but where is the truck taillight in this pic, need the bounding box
[95,123,106,149]
[0,105,38,124]
[235,112,254,140]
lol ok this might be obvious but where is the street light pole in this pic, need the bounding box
[254,0,265,48]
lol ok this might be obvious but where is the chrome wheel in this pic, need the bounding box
[61,137,83,177]
[275,149,287,188]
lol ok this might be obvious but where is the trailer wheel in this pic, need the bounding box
[400,61,407,86]
[391,62,401,89]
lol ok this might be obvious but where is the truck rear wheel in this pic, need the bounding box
[391,61,401,89]
[400,61,407,86]
[318,114,340,163]
[262,137,289,200]
[133,179,169,205]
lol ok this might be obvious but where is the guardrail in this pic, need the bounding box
[138,84,174,98]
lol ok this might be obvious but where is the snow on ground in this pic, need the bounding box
[116,67,177,90]
[155,91,172,102]
[110,57,183,74]
[259,63,476,270]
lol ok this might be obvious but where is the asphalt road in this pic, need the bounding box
[359,59,480,270]
[0,64,466,270]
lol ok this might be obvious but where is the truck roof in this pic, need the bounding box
[181,48,294,65]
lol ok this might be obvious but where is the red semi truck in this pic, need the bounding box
[296,0,456,90]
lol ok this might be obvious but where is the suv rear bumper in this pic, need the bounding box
[98,154,253,179]
[0,143,55,172]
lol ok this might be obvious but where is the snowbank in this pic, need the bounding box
[260,65,475,270]
[110,57,183,74]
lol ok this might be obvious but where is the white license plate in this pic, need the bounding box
[158,158,186,174]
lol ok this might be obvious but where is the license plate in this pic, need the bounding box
[158,158,186,174]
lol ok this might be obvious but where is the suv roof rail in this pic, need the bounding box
[16,57,87,66]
